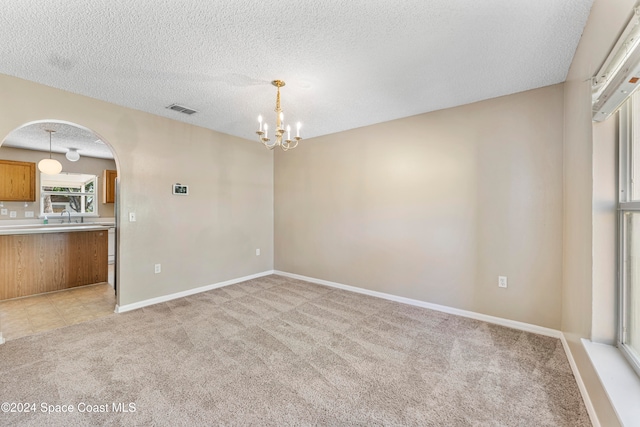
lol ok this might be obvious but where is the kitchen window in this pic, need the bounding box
[40,172,98,218]
[619,91,640,376]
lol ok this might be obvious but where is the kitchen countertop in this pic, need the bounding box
[0,223,115,235]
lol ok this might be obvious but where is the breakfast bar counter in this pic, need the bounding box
[0,224,113,300]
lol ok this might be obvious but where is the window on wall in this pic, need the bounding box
[619,91,640,376]
[40,172,98,218]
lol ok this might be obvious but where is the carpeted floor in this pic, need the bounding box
[0,274,590,426]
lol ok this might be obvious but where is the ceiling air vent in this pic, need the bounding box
[166,104,198,115]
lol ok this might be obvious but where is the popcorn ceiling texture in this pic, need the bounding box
[0,1,593,140]
[3,122,114,159]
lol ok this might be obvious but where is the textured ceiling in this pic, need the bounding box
[2,122,113,159]
[0,0,594,145]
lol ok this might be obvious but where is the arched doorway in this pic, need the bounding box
[0,120,120,342]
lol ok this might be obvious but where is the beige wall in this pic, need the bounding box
[562,0,635,425]
[0,146,117,220]
[592,116,618,345]
[275,84,565,329]
[0,74,274,307]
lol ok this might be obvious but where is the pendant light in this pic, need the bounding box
[38,129,62,174]
[65,148,80,162]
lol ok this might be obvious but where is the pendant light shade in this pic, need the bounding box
[38,158,63,174]
[38,129,62,174]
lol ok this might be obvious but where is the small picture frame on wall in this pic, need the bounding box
[172,183,189,195]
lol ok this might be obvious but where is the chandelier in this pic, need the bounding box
[256,80,302,151]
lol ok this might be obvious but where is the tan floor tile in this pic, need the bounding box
[58,309,92,322]
[25,307,59,319]
[56,299,87,309]
[1,283,115,342]
[29,312,65,325]
[47,292,80,303]
[2,313,29,328]
[20,295,53,307]
[3,318,33,330]
[0,307,28,319]
[0,299,26,310]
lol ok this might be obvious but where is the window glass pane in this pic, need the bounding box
[40,172,98,216]
[624,212,640,360]
[85,196,94,213]
[48,195,81,213]
[632,92,640,201]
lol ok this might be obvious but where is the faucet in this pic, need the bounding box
[61,210,71,224]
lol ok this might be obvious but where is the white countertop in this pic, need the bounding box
[0,222,115,235]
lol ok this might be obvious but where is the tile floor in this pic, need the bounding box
[0,265,116,341]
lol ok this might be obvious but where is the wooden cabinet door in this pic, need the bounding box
[0,160,36,201]
[102,169,117,203]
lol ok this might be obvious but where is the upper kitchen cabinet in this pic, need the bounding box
[102,169,117,204]
[0,159,36,201]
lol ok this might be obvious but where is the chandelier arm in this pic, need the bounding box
[263,138,279,149]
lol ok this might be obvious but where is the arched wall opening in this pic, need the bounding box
[0,119,122,340]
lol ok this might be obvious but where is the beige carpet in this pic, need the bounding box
[0,274,590,426]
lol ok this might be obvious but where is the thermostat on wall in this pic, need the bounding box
[172,183,189,195]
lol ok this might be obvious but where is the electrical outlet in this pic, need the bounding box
[25,211,34,218]
[0,208,7,215]
[9,211,17,218]
[256,248,260,256]
[498,276,508,288]
[154,264,161,274]
[129,212,136,222]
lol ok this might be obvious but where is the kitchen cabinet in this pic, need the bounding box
[0,229,108,300]
[0,159,36,201]
[103,169,117,203]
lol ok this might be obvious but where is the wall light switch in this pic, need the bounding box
[154,264,161,274]
[9,211,17,218]
[256,248,260,256]
[0,208,7,215]
[129,212,136,222]
[498,276,508,288]
[25,211,34,218]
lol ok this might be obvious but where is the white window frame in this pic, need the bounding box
[618,100,640,377]
[40,172,99,219]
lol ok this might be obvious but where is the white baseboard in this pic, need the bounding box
[560,335,600,427]
[274,270,561,338]
[115,270,275,313]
